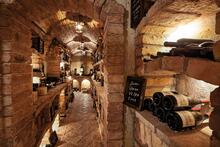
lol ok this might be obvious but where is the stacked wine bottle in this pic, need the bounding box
[143,91,209,131]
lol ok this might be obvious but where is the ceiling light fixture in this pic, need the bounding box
[75,22,84,33]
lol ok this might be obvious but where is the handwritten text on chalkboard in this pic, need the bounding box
[124,76,146,110]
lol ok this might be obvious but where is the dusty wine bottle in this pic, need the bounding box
[156,106,201,123]
[162,94,209,111]
[155,107,167,122]
[153,91,176,106]
[164,38,213,48]
[143,98,153,111]
[149,102,156,114]
[166,110,208,131]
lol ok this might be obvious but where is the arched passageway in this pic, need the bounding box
[0,0,125,147]
[81,79,91,92]
[57,92,102,147]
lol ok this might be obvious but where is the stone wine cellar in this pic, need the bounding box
[1,0,220,147]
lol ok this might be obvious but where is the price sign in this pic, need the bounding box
[124,76,146,110]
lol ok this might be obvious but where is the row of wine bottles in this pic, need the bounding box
[143,91,209,131]
[144,38,215,61]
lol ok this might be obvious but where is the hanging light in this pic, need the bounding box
[75,22,84,33]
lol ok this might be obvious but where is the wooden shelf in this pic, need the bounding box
[34,83,67,116]
[142,56,220,85]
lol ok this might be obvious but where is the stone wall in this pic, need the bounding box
[135,0,220,75]
[0,3,34,146]
[102,1,126,146]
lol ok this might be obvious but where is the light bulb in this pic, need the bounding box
[75,22,84,33]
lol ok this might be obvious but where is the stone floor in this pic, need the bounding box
[57,92,103,147]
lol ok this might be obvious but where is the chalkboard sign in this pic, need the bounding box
[124,76,146,110]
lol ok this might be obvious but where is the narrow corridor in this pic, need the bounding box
[57,92,102,147]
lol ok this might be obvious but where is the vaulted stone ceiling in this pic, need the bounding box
[7,0,105,55]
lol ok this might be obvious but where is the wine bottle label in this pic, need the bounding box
[176,111,195,127]
[175,95,189,106]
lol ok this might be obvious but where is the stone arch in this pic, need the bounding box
[81,78,91,92]
[0,0,126,146]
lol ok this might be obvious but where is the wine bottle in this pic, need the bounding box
[153,91,175,106]
[156,106,201,123]
[155,107,167,122]
[164,38,213,48]
[166,110,208,131]
[143,98,153,111]
[162,94,209,111]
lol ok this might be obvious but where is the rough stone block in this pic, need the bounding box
[106,75,124,84]
[104,23,124,35]
[107,122,123,131]
[105,55,124,65]
[145,86,175,97]
[4,117,12,128]
[104,33,124,45]
[106,83,124,93]
[107,130,123,140]
[105,0,125,14]
[186,58,220,85]
[106,14,124,23]
[138,33,165,46]
[104,44,125,55]
[2,64,32,74]
[107,93,124,102]
[107,140,123,147]
[144,59,161,73]
[151,132,163,147]
[104,65,124,74]
[3,96,12,106]
[107,102,123,113]
[3,106,13,117]
[107,111,123,122]
[162,56,185,73]
[146,76,175,87]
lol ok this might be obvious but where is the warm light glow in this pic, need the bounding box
[52,114,60,132]
[56,10,66,20]
[87,19,100,28]
[33,77,40,84]
[60,62,65,68]
[166,20,201,42]
[75,22,84,33]
[73,79,80,88]
[68,76,72,80]
[39,129,51,147]
[81,79,91,89]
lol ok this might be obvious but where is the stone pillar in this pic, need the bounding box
[0,3,34,146]
[102,1,125,146]
[210,87,220,147]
